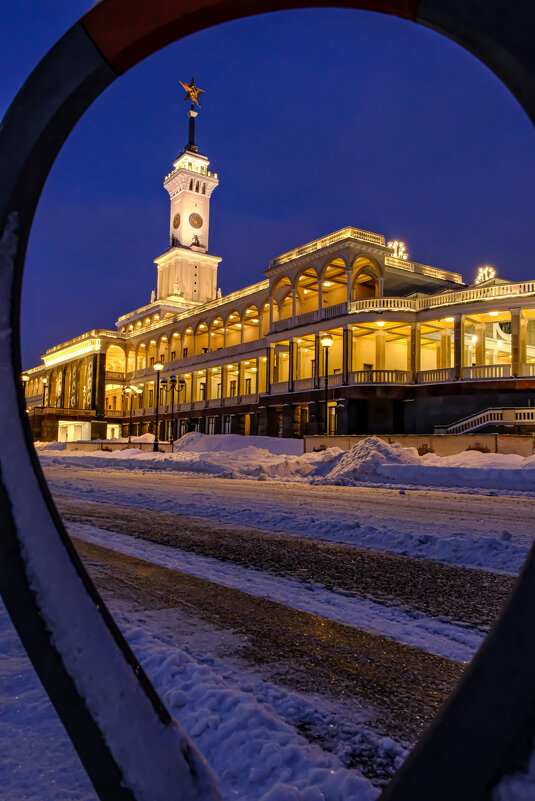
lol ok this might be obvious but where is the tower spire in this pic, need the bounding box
[179,77,205,153]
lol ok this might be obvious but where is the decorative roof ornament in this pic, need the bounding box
[387,240,409,260]
[474,265,496,284]
[179,77,205,109]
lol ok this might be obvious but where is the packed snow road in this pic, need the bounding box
[44,464,535,573]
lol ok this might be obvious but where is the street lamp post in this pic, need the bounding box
[122,385,142,443]
[320,333,333,435]
[153,362,164,451]
[160,374,177,450]
[41,376,48,411]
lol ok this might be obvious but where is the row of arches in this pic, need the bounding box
[117,254,382,337]
[107,304,271,372]
[270,256,382,321]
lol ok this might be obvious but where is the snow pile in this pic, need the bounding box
[38,434,335,482]
[38,434,535,494]
[34,440,66,451]
[380,449,535,492]
[317,437,419,484]
[174,432,304,456]
[128,625,379,801]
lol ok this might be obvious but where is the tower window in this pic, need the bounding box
[202,183,206,194]
[189,179,193,190]
[196,181,199,192]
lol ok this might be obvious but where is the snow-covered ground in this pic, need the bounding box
[0,588,383,801]
[37,433,535,493]
[5,434,535,800]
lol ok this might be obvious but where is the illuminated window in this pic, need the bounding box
[183,347,188,358]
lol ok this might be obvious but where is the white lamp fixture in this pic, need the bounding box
[154,362,164,372]
[320,333,333,348]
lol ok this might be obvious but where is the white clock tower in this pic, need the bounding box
[154,79,221,308]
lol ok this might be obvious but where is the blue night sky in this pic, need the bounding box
[1,3,534,369]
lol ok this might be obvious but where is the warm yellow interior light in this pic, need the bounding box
[320,333,333,348]
[376,320,386,328]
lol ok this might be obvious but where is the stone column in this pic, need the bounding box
[346,269,352,305]
[257,405,268,435]
[314,334,320,389]
[249,412,259,436]
[342,326,350,385]
[221,365,228,399]
[442,330,452,369]
[93,354,106,414]
[266,346,273,394]
[335,398,349,435]
[375,331,386,371]
[292,289,297,319]
[281,404,294,438]
[288,339,295,392]
[409,322,421,380]
[475,322,486,365]
[269,296,274,331]
[453,315,464,380]
[307,401,320,436]
[237,361,243,398]
[292,404,301,438]
[511,309,527,377]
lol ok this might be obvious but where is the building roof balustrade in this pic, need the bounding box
[269,226,386,268]
[418,280,535,310]
[384,255,463,284]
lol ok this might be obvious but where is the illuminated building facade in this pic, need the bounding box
[22,97,535,441]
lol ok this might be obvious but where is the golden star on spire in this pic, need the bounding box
[179,77,205,108]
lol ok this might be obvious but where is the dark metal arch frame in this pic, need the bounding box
[1,2,534,800]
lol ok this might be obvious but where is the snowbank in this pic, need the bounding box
[38,434,535,494]
[174,432,304,456]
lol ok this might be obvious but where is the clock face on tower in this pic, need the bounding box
[189,212,203,229]
[173,213,180,229]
